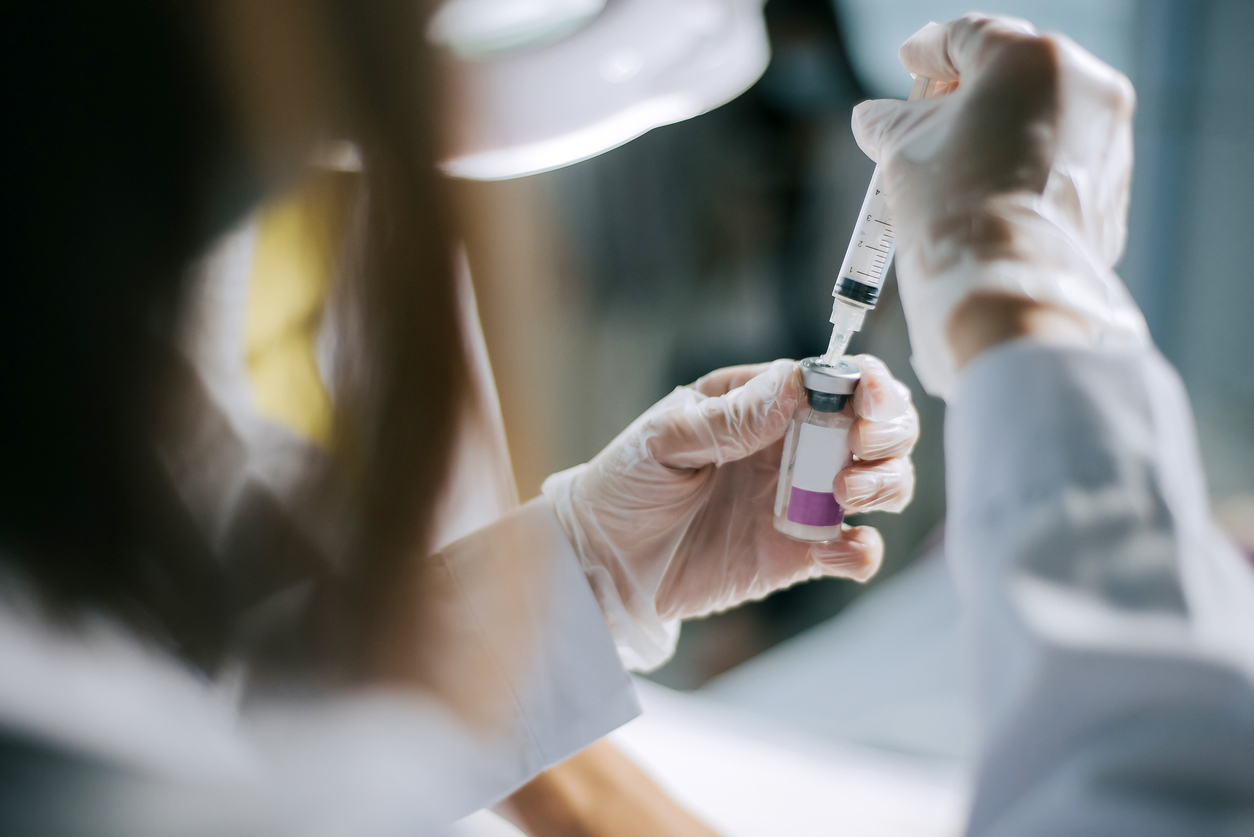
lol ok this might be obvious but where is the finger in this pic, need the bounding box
[653,360,802,469]
[849,408,919,461]
[898,14,1038,82]
[852,92,956,165]
[850,98,914,164]
[809,525,883,582]
[691,362,776,397]
[848,354,912,422]
[834,457,915,514]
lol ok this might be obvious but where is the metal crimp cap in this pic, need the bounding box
[799,357,861,394]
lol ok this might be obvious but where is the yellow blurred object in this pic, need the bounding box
[245,170,358,448]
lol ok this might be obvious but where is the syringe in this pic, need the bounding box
[820,75,936,366]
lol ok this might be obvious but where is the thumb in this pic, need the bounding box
[851,98,914,163]
[653,360,801,470]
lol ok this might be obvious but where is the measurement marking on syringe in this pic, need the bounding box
[823,75,932,369]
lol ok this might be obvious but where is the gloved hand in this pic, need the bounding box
[851,14,1151,400]
[542,356,917,670]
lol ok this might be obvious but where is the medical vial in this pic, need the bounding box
[773,358,861,543]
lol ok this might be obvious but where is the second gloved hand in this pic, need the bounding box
[850,14,1152,399]
[542,356,917,671]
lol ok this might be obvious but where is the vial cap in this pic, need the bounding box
[800,357,860,395]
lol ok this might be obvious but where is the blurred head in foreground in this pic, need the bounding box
[5,0,467,685]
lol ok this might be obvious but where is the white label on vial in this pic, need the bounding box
[791,423,850,493]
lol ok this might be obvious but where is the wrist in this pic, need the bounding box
[946,291,1091,370]
[506,741,720,837]
[538,485,680,672]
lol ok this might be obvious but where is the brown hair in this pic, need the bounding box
[2,0,465,675]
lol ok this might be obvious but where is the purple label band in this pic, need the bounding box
[786,487,844,527]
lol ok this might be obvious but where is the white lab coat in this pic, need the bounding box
[948,341,1254,835]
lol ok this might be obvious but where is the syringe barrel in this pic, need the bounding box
[834,164,894,311]
[831,75,934,315]
[818,75,933,367]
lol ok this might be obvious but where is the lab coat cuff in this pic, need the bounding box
[437,498,641,804]
[537,487,681,673]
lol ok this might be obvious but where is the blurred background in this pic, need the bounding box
[458,0,1254,720]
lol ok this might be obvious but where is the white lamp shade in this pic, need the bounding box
[429,0,608,60]
[439,0,770,180]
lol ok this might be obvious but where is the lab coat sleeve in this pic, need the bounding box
[0,495,639,836]
[947,342,1254,836]
[433,496,641,814]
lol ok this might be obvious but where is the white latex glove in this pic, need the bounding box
[542,356,918,670]
[851,14,1152,400]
